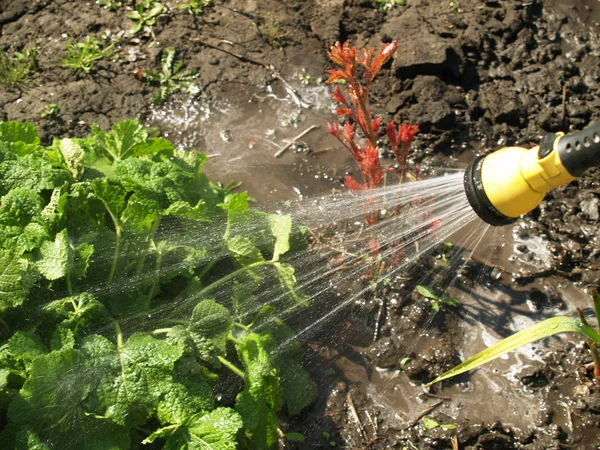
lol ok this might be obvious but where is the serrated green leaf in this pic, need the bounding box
[416,285,438,300]
[56,138,85,179]
[14,426,50,450]
[92,120,148,161]
[130,136,174,158]
[144,407,242,449]
[235,332,282,450]
[8,349,131,450]
[43,292,108,331]
[8,331,47,366]
[50,327,75,352]
[92,178,127,220]
[269,213,291,261]
[191,299,232,335]
[441,296,460,307]
[0,122,39,145]
[273,262,306,306]
[164,200,208,220]
[82,332,183,427]
[36,228,72,280]
[0,252,34,312]
[156,381,214,425]
[120,191,162,232]
[428,316,600,386]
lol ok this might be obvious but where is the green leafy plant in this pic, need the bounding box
[179,0,211,15]
[428,289,600,386]
[255,13,288,50]
[128,2,164,34]
[421,416,457,430]
[416,285,460,312]
[142,47,200,104]
[61,36,119,75]
[376,0,406,11]
[40,104,60,119]
[0,119,316,449]
[0,44,37,90]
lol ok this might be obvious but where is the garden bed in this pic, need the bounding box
[1,0,600,448]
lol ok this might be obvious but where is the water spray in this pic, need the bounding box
[464,121,600,226]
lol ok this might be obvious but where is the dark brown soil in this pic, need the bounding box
[2,0,600,449]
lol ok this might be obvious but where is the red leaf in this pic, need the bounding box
[332,85,348,105]
[371,117,382,134]
[398,123,419,145]
[336,107,353,117]
[367,41,398,82]
[344,175,367,192]
[342,121,356,143]
[386,121,398,152]
[327,122,340,137]
[325,69,347,84]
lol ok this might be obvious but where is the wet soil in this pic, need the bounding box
[2,0,600,448]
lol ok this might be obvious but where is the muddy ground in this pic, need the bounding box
[2,0,600,448]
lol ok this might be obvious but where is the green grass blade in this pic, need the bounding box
[427,316,600,386]
[592,288,600,331]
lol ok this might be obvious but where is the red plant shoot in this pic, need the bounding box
[326,40,419,194]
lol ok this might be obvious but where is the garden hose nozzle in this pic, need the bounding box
[464,121,600,226]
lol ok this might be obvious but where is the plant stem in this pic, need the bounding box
[217,355,245,379]
[152,328,172,335]
[66,274,73,296]
[113,318,124,352]
[169,260,272,317]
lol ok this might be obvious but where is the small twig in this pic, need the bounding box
[373,297,386,342]
[275,125,320,157]
[451,435,459,450]
[277,428,287,449]
[365,410,378,437]
[562,84,567,126]
[347,392,369,442]
[421,389,452,401]
[401,400,444,430]
[193,36,310,107]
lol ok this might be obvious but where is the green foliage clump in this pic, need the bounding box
[0,44,37,90]
[128,2,164,34]
[61,36,119,75]
[376,0,406,11]
[142,47,200,104]
[179,0,212,15]
[41,104,61,119]
[0,119,316,449]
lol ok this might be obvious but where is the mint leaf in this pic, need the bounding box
[269,213,292,261]
[144,407,243,450]
[82,332,183,427]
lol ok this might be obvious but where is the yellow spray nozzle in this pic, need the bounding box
[464,121,600,226]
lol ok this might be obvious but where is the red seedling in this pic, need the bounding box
[326,40,419,193]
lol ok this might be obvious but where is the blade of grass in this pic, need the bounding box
[427,316,600,386]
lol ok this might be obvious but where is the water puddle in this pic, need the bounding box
[144,77,354,203]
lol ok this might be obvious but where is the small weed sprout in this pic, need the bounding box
[376,0,407,11]
[61,36,119,75]
[416,285,460,312]
[255,13,288,50]
[0,44,37,90]
[142,47,200,104]
[297,69,319,85]
[128,2,164,34]
[41,104,61,119]
[179,0,211,15]
[96,0,122,10]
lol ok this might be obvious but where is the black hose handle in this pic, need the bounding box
[555,121,600,177]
